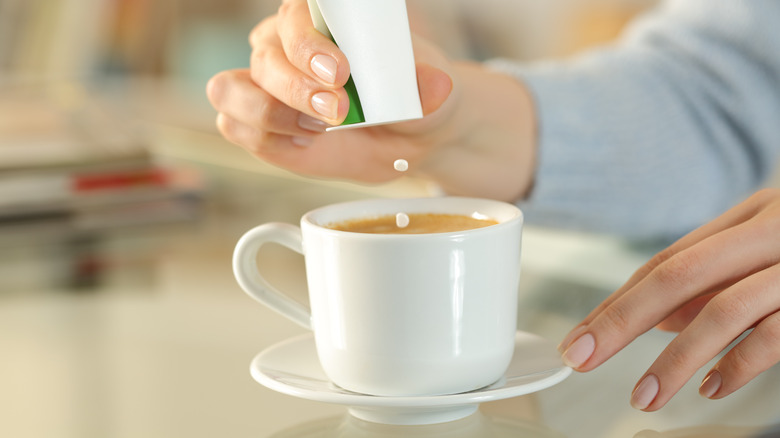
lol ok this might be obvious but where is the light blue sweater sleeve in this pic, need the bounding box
[488,0,780,241]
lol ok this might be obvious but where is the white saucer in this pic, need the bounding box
[250,331,571,425]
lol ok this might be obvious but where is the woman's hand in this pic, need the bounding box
[206,0,538,202]
[559,188,780,411]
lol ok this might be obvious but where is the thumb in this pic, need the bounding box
[416,62,453,115]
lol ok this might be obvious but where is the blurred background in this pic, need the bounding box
[0,0,657,293]
[1,1,673,438]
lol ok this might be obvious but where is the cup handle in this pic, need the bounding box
[232,223,311,330]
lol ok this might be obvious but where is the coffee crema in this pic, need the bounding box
[326,213,498,234]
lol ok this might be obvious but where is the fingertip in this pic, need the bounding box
[631,374,660,411]
[306,41,350,87]
[297,113,329,133]
[310,53,338,85]
[206,74,217,97]
[699,370,722,399]
[206,71,227,106]
[291,136,315,147]
[337,87,351,123]
[416,63,453,115]
[310,89,348,125]
[561,332,596,369]
[215,112,230,134]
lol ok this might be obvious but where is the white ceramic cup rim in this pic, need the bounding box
[302,196,524,238]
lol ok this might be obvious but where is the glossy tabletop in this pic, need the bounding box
[2,139,780,438]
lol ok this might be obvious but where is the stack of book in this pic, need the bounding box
[0,83,204,243]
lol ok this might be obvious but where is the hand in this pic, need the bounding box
[558,188,780,411]
[206,0,537,202]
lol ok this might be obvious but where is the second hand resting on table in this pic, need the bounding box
[559,189,780,411]
[206,0,780,412]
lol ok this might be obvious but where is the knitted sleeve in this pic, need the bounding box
[488,0,780,240]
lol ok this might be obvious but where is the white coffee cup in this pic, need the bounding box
[233,197,523,396]
[308,0,423,130]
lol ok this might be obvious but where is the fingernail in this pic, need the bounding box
[631,374,659,410]
[558,325,588,353]
[310,54,337,85]
[562,333,595,368]
[291,136,313,147]
[311,92,338,120]
[699,370,722,399]
[298,113,329,132]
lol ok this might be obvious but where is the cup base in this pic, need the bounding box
[348,404,478,425]
[332,378,500,398]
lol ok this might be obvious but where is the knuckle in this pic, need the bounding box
[285,75,310,108]
[732,188,780,234]
[754,204,780,235]
[632,249,675,281]
[250,48,272,84]
[767,214,780,234]
[249,15,274,47]
[758,312,780,345]
[216,113,273,154]
[253,98,274,126]
[278,0,307,24]
[253,98,287,128]
[704,293,754,331]
[653,251,701,291]
[255,136,291,162]
[250,49,310,110]
[724,343,753,376]
[277,1,293,20]
[287,35,311,68]
[749,312,780,360]
[647,247,676,270]
[662,343,693,371]
[599,302,633,334]
[750,187,780,206]
[248,25,260,47]
[244,131,274,155]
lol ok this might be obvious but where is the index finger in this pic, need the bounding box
[559,194,764,349]
[562,217,777,372]
[268,0,350,87]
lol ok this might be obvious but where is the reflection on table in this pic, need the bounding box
[266,410,565,438]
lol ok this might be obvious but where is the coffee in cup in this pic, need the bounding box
[326,213,498,234]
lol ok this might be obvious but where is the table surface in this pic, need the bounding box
[2,136,779,438]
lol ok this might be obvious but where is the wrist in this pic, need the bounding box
[423,62,538,202]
